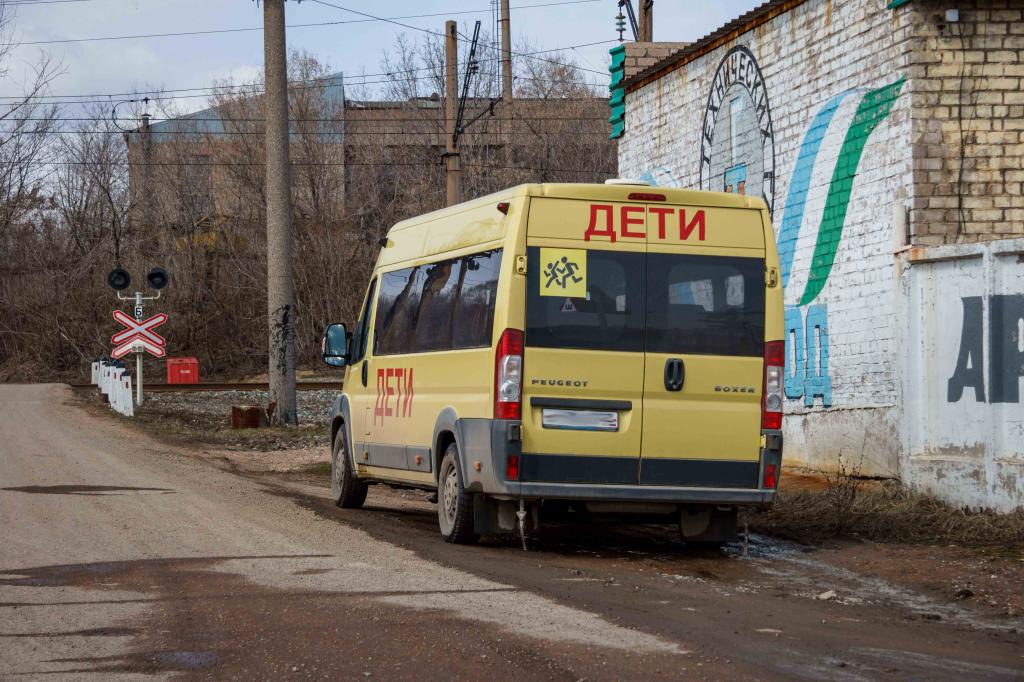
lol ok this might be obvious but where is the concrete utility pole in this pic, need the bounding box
[500,0,513,167]
[444,20,461,206]
[140,111,154,235]
[639,0,653,41]
[262,0,298,425]
[500,0,512,105]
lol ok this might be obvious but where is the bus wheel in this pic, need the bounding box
[437,443,479,545]
[332,431,367,509]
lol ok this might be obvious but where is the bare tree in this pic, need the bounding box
[0,32,615,383]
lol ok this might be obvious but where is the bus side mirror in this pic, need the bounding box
[322,323,350,367]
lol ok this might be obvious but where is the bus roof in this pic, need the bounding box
[387,183,769,235]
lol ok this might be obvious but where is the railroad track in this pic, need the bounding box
[71,382,343,392]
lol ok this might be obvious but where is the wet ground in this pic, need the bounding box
[1,384,1022,680]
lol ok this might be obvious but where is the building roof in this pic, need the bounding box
[146,73,346,141]
[622,0,809,92]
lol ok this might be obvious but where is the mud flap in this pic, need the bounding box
[680,506,738,543]
[473,495,509,535]
[473,495,538,536]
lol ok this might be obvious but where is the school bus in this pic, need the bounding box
[322,181,784,545]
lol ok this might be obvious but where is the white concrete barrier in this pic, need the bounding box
[96,362,135,418]
[110,374,133,417]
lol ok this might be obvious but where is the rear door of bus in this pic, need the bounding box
[640,204,766,487]
[520,198,646,485]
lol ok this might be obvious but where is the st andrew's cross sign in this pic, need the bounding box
[111,310,168,359]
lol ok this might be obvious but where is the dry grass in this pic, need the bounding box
[753,478,1024,547]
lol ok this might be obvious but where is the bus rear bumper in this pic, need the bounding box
[509,482,776,508]
[456,418,782,510]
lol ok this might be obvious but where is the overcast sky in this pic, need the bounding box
[3,0,762,117]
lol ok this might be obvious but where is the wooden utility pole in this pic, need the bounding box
[262,0,298,425]
[444,20,461,206]
[639,0,653,41]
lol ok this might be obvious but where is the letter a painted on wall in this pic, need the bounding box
[947,297,986,403]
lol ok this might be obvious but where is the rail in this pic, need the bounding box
[71,381,343,393]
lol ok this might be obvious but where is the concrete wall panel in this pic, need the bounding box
[901,239,1024,511]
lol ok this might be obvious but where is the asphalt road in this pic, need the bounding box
[1,384,1022,680]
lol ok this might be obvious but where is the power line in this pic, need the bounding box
[310,0,612,77]
[35,128,613,136]
[4,113,611,124]
[34,158,614,176]
[17,0,602,46]
[0,42,609,104]
[5,0,95,5]
[308,0,449,39]
[461,32,609,76]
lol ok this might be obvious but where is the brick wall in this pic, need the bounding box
[904,1,1024,244]
[618,0,917,476]
[622,42,688,80]
[616,0,1024,509]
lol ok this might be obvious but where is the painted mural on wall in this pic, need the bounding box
[698,45,776,217]
[777,76,905,408]
[636,46,905,411]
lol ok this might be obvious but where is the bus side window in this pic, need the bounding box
[452,250,503,349]
[374,267,421,356]
[415,261,461,352]
[351,278,376,363]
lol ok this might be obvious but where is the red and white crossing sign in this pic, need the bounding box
[111,310,168,359]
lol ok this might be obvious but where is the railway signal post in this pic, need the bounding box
[107,267,170,406]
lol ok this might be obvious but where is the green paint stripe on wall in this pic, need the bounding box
[798,76,905,306]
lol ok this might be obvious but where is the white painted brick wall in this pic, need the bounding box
[619,0,915,475]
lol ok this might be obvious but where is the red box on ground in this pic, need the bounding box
[166,357,199,384]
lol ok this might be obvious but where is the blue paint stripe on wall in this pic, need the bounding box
[777,91,855,289]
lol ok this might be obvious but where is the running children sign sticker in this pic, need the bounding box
[539,248,587,298]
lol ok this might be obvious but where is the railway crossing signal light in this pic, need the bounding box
[107,267,170,291]
[107,268,131,291]
[147,267,169,290]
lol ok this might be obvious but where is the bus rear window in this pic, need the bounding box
[525,248,644,352]
[525,248,764,356]
[646,253,765,357]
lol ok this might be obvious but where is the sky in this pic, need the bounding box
[1,0,763,118]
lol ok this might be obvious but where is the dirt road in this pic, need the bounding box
[1,385,1021,680]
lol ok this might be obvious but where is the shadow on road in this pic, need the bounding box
[2,485,175,496]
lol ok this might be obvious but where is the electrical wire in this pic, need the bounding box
[17,0,602,46]
[309,0,611,77]
[13,127,614,136]
[31,158,615,176]
[0,42,609,104]
[1,113,612,123]
[5,0,95,5]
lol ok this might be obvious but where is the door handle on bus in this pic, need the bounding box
[664,358,684,391]
[361,360,368,387]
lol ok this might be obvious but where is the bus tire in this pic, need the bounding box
[438,443,478,545]
[332,430,368,509]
